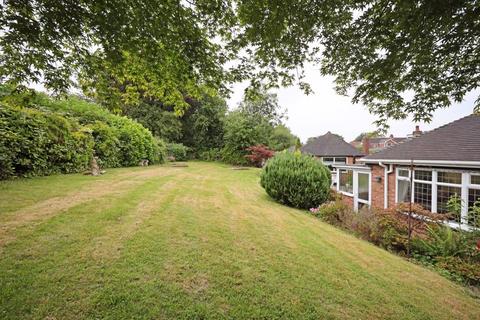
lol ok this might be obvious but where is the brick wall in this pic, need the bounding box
[340,193,354,208]
[369,164,397,209]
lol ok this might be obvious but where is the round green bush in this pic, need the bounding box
[166,143,189,161]
[260,152,332,209]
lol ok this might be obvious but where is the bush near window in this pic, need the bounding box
[260,152,331,209]
[308,198,480,287]
[166,143,189,161]
[0,90,166,179]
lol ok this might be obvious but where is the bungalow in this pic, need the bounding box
[301,131,364,166]
[333,114,480,230]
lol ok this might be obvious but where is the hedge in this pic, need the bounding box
[0,93,166,179]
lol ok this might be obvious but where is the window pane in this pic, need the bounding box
[398,169,409,178]
[471,175,480,185]
[339,170,353,194]
[414,182,432,210]
[358,173,369,201]
[438,171,462,184]
[468,188,480,227]
[322,157,334,164]
[414,170,432,181]
[334,157,346,164]
[437,185,461,214]
[397,180,411,203]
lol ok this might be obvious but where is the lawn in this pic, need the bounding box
[0,162,479,319]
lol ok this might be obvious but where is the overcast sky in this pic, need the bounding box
[227,65,479,143]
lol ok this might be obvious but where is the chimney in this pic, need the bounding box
[412,125,422,137]
[389,134,394,138]
[362,136,370,155]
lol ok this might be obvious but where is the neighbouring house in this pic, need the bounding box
[301,131,364,166]
[351,134,408,154]
[302,132,364,185]
[333,114,480,230]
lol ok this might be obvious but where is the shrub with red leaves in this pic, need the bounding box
[245,144,274,167]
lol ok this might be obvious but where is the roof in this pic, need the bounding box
[302,132,364,157]
[363,114,480,162]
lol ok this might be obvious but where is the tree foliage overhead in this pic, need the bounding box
[0,0,233,112]
[1,1,479,124]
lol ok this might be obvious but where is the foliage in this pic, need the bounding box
[468,199,480,228]
[245,145,274,167]
[268,125,298,151]
[166,143,189,162]
[2,2,479,125]
[0,90,166,179]
[221,111,272,165]
[446,194,463,223]
[312,200,350,225]
[353,131,384,142]
[122,102,183,143]
[235,1,480,128]
[436,256,480,286]
[238,86,286,126]
[0,1,230,112]
[181,95,227,154]
[198,148,222,162]
[260,152,331,209]
[0,104,94,179]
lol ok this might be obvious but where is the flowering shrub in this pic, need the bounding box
[245,144,274,167]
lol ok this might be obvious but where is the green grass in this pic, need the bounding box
[0,162,479,319]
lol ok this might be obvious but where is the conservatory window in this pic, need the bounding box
[469,188,480,227]
[397,180,411,203]
[438,171,462,184]
[437,185,462,214]
[413,182,432,211]
[358,173,370,201]
[398,169,409,178]
[414,170,432,181]
[471,175,480,185]
[396,169,480,228]
[339,169,353,194]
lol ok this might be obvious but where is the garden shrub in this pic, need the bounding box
[0,91,166,179]
[0,104,94,179]
[245,144,274,167]
[260,152,331,209]
[198,148,222,162]
[166,143,189,161]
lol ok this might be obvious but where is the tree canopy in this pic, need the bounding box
[1,1,478,125]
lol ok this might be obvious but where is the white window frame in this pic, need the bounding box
[321,157,347,165]
[395,167,480,230]
[355,171,371,211]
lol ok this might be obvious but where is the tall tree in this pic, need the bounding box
[2,1,479,125]
[238,86,286,126]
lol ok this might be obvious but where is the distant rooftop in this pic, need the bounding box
[302,132,364,157]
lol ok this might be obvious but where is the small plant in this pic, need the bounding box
[468,199,480,228]
[245,144,274,167]
[166,143,189,161]
[260,152,331,209]
[446,193,463,223]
